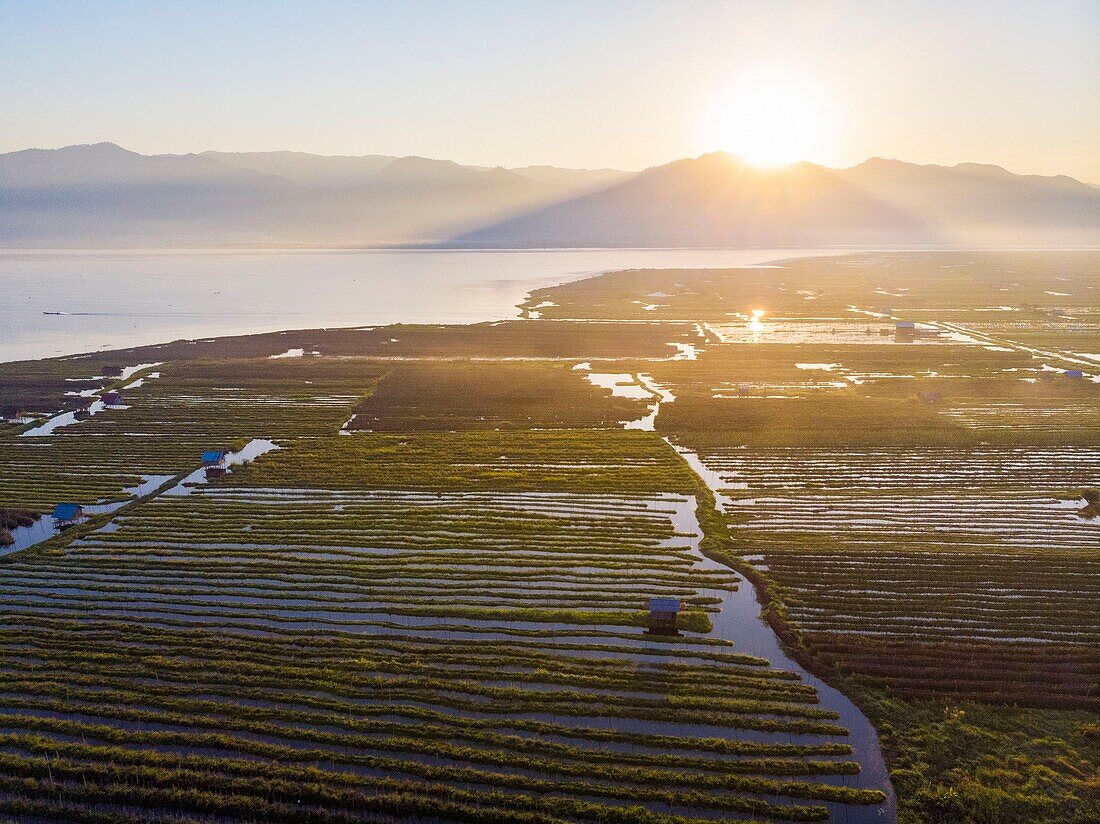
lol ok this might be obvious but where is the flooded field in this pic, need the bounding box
[0,428,891,821]
[700,445,1098,701]
[0,250,1096,823]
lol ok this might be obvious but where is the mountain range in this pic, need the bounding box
[0,143,628,246]
[457,153,1099,247]
[1,143,1096,247]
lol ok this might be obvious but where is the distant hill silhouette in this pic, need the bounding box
[0,143,629,246]
[1,145,1094,247]
[200,150,396,188]
[454,152,1099,247]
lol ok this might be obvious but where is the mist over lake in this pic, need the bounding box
[0,247,835,362]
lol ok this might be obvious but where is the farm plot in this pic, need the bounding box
[937,397,1100,435]
[0,358,387,512]
[347,361,648,431]
[0,428,888,822]
[520,251,1099,322]
[696,445,1100,709]
[226,429,698,494]
[0,356,116,419]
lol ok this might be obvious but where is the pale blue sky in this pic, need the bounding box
[2,1,1097,179]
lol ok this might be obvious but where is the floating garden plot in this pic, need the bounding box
[227,430,700,494]
[0,358,387,516]
[939,398,1100,434]
[696,445,1100,709]
[0,434,889,821]
[347,361,648,430]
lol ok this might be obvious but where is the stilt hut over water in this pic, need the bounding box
[202,450,227,467]
[51,503,85,527]
[647,597,681,635]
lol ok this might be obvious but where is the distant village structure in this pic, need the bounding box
[647,596,681,635]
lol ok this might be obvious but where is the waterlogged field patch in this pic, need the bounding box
[699,445,1100,709]
[348,361,647,430]
[0,423,889,822]
[521,251,1099,321]
[0,358,388,512]
[658,394,971,448]
[228,430,699,494]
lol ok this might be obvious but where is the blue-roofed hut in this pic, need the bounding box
[51,503,85,526]
[101,391,123,406]
[647,596,682,635]
[1065,370,1084,379]
[202,450,227,466]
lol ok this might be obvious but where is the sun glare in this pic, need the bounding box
[704,74,833,168]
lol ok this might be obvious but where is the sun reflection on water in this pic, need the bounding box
[748,309,766,333]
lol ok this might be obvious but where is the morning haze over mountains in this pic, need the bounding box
[1,142,1096,248]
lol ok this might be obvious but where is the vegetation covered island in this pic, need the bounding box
[0,251,1096,824]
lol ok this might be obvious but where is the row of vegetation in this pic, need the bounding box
[0,342,885,821]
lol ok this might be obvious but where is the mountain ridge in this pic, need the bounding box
[1,145,1095,247]
[454,151,1099,248]
[0,143,631,245]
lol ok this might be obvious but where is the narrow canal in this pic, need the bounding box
[625,374,897,822]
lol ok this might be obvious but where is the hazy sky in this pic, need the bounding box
[2,0,1097,180]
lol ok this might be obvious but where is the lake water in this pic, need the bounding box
[0,248,841,362]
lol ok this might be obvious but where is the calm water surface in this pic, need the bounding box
[1,248,841,362]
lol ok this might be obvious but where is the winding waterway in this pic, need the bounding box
[668,456,897,823]
[620,381,896,820]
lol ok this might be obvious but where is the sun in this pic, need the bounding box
[703,73,833,168]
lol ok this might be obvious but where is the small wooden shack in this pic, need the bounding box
[51,503,85,527]
[895,320,916,340]
[101,391,123,407]
[205,466,228,479]
[201,450,227,467]
[646,596,682,636]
